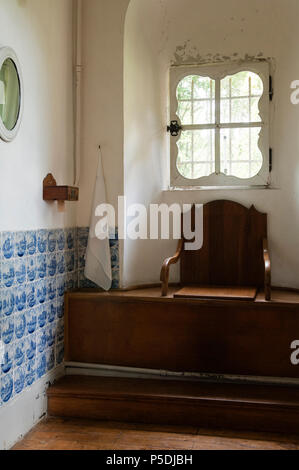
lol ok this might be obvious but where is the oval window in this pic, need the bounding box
[0,48,23,142]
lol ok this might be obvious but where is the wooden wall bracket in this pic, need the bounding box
[43,173,79,202]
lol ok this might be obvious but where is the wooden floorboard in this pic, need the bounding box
[11,417,299,450]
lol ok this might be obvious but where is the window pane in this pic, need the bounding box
[193,76,215,99]
[176,75,215,125]
[193,100,215,125]
[251,73,264,95]
[230,71,250,97]
[177,76,193,100]
[177,101,192,125]
[220,71,263,124]
[177,131,192,162]
[220,127,263,179]
[230,162,250,179]
[177,130,215,179]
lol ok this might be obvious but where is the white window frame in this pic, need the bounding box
[169,61,270,188]
[0,47,23,142]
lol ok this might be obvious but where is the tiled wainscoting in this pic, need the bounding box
[0,227,119,410]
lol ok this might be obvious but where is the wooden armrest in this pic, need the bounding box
[160,239,183,296]
[263,238,271,301]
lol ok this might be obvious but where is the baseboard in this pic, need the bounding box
[1,365,64,450]
[65,362,299,387]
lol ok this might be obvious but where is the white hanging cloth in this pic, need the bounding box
[84,148,112,291]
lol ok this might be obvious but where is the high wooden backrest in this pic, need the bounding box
[180,200,267,287]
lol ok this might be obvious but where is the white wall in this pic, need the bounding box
[0,0,76,231]
[123,0,299,289]
[0,366,63,450]
[77,0,130,228]
[123,0,169,286]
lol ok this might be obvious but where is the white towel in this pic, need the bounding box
[84,149,112,291]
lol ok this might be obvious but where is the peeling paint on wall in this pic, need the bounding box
[171,40,276,70]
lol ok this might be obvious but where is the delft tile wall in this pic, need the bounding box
[0,227,119,409]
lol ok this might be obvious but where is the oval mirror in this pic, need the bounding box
[0,47,23,142]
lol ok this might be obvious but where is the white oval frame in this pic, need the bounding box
[0,47,23,142]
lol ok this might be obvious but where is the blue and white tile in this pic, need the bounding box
[36,280,47,305]
[26,231,37,256]
[36,255,47,280]
[15,285,27,312]
[15,313,26,340]
[1,372,14,404]
[15,232,27,258]
[27,256,37,283]
[65,228,75,251]
[77,227,89,249]
[36,353,47,379]
[1,232,15,260]
[2,260,15,288]
[14,365,26,395]
[78,249,86,269]
[1,317,14,346]
[65,251,75,273]
[25,359,36,388]
[26,283,37,309]
[14,339,26,368]
[37,304,47,330]
[36,329,47,355]
[15,258,26,285]
[46,323,56,349]
[56,343,64,366]
[47,230,56,254]
[47,302,56,324]
[56,275,66,299]
[47,278,57,302]
[37,230,48,254]
[47,253,57,278]
[2,289,15,317]
[56,229,65,252]
[1,344,14,374]
[26,308,37,336]
[56,253,66,275]
[66,272,77,291]
[25,335,36,362]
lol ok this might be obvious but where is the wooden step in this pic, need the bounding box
[47,376,299,434]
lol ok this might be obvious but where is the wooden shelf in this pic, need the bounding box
[43,173,79,202]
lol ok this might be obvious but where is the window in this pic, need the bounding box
[169,62,270,188]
